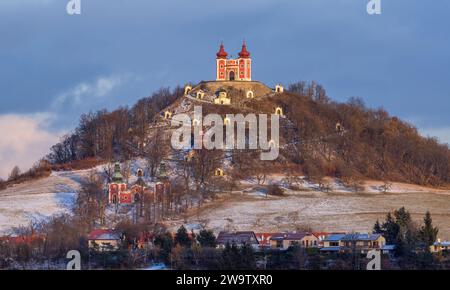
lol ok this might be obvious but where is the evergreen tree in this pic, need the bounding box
[221,242,241,269]
[381,213,399,244]
[392,207,417,258]
[419,211,439,250]
[175,225,192,248]
[154,232,174,263]
[196,229,217,248]
[394,207,411,229]
[373,219,383,234]
[240,243,256,269]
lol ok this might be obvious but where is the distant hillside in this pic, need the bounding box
[43,81,450,187]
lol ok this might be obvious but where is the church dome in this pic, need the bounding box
[216,43,228,59]
[238,42,250,58]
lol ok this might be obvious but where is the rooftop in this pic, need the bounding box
[341,233,382,242]
[88,229,121,241]
[323,234,347,242]
[269,232,310,241]
[434,241,450,247]
[216,231,259,245]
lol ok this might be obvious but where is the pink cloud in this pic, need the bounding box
[0,114,62,180]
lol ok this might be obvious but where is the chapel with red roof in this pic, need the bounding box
[216,41,252,81]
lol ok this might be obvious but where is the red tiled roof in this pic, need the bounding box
[255,233,279,245]
[88,229,121,240]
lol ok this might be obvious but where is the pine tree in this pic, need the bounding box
[175,225,192,248]
[196,229,216,248]
[419,211,439,250]
[381,213,399,244]
[154,232,174,263]
[239,243,256,270]
[221,242,241,269]
[392,207,417,258]
[394,207,411,229]
[373,219,383,234]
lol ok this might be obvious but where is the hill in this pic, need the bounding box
[40,80,450,188]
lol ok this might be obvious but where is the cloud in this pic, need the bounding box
[52,74,129,109]
[0,113,62,180]
[0,74,132,180]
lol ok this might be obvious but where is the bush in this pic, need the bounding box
[267,184,284,196]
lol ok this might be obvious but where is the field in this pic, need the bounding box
[168,187,450,239]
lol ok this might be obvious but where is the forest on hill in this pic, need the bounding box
[4,81,448,189]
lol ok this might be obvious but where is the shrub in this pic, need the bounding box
[267,184,284,196]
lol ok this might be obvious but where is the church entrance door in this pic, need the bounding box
[229,71,235,81]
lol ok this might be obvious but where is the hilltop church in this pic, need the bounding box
[216,42,252,81]
[162,42,285,119]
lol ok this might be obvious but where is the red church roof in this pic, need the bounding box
[216,43,228,59]
[238,41,250,58]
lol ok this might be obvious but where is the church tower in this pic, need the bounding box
[216,42,252,81]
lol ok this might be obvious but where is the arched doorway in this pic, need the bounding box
[275,107,283,116]
[229,71,235,81]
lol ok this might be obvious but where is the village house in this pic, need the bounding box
[340,233,385,254]
[430,239,450,253]
[269,233,319,250]
[88,229,123,252]
[321,233,385,254]
[312,232,344,247]
[216,231,259,249]
[320,233,347,253]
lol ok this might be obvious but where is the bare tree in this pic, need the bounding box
[145,129,167,178]
[73,171,107,229]
[8,166,21,181]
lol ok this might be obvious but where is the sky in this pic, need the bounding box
[0,0,450,179]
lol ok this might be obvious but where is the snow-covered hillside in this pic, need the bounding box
[0,171,86,234]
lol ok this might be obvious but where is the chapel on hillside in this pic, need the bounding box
[216,42,252,81]
[108,162,171,205]
[179,42,285,108]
